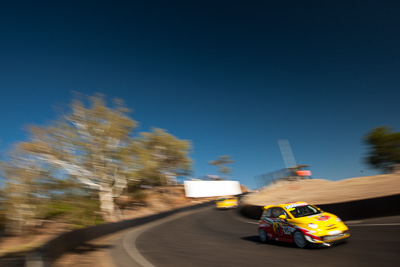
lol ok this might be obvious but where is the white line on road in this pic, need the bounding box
[348,223,400,227]
[122,206,212,267]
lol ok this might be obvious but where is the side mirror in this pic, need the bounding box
[279,214,286,220]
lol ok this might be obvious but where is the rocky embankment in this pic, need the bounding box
[242,174,400,206]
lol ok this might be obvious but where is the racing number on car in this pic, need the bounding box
[282,225,292,234]
[273,221,292,236]
[273,222,284,236]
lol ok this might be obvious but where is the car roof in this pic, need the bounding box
[263,201,309,210]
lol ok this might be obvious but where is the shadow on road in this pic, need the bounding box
[240,235,297,248]
[70,242,114,254]
[240,236,340,250]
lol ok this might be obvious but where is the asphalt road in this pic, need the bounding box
[111,206,400,267]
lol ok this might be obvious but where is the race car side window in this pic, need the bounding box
[265,208,272,217]
[261,210,270,220]
[272,208,288,218]
[261,210,266,220]
[270,208,279,218]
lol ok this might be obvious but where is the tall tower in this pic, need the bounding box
[278,139,296,169]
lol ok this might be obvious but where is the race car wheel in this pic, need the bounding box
[259,228,268,243]
[293,231,308,248]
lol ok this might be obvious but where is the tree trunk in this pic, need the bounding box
[98,188,122,222]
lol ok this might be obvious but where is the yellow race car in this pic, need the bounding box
[215,197,239,209]
[258,201,350,248]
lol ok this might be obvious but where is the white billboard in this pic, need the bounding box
[184,180,242,198]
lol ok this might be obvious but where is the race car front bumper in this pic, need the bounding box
[305,232,350,246]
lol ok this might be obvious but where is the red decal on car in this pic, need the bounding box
[316,215,330,221]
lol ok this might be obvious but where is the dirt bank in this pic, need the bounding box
[242,174,400,206]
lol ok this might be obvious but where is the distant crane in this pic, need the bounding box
[278,139,296,169]
[255,140,312,188]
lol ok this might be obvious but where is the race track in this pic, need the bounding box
[110,206,400,267]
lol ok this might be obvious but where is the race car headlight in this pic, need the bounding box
[308,223,318,229]
[336,217,342,222]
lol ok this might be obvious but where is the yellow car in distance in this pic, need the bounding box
[258,201,350,248]
[215,197,239,209]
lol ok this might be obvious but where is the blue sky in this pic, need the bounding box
[1,0,399,189]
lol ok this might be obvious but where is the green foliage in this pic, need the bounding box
[0,93,194,231]
[42,201,74,219]
[18,93,137,190]
[364,126,400,172]
[208,155,235,178]
[2,93,140,223]
[40,193,104,227]
[125,181,147,202]
[133,128,192,186]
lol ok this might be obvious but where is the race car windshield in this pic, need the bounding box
[287,205,322,218]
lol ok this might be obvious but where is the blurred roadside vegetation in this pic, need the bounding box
[0,93,192,236]
[208,155,235,179]
[364,126,400,173]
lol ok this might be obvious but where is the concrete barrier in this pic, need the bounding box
[26,201,213,267]
[239,194,400,221]
[317,194,400,221]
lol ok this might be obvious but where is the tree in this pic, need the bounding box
[9,94,138,222]
[364,126,400,172]
[208,155,235,179]
[1,94,194,228]
[0,150,47,234]
[0,148,104,234]
[133,128,192,186]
